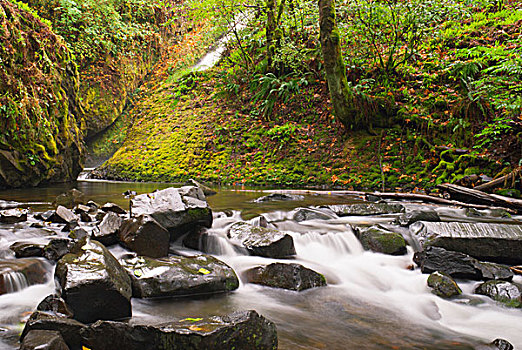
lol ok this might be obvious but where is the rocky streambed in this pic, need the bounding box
[0,183,521,349]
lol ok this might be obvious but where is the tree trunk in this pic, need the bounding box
[266,0,277,71]
[318,0,358,130]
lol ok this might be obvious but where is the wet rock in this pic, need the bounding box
[20,311,85,350]
[427,271,462,298]
[68,227,88,240]
[293,208,335,222]
[61,221,79,233]
[120,254,239,298]
[185,179,217,196]
[245,263,326,291]
[74,204,92,215]
[92,212,122,246]
[475,280,522,308]
[80,310,277,350]
[0,208,28,223]
[35,210,54,222]
[131,187,212,240]
[396,208,440,226]
[94,211,106,221]
[410,221,522,265]
[254,193,304,202]
[20,330,69,350]
[48,206,79,224]
[43,238,73,261]
[86,201,100,211]
[101,203,126,215]
[488,338,514,350]
[55,238,132,323]
[0,258,48,295]
[182,230,212,252]
[227,222,296,258]
[9,241,45,258]
[53,189,85,208]
[355,226,407,255]
[37,295,74,318]
[327,203,405,216]
[413,246,513,281]
[78,211,92,223]
[118,215,169,258]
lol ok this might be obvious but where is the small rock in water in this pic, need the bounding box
[10,241,45,258]
[92,212,122,246]
[20,329,69,350]
[245,263,326,291]
[254,193,304,202]
[327,202,405,216]
[34,210,54,222]
[184,178,217,196]
[100,202,126,215]
[120,254,239,298]
[474,280,522,308]
[48,206,79,224]
[37,295,74,318]
[293,207,335,222]
[21,311,85,349]
[80,310,278,350]
[396,208,440,226]
[489,338,514,350]
[227,222,296,258]
[43,238,72,261]
[118,215,170,258]
[355,226,407,255]
[0,208,28,224]
[53,188,85,208]
[427,271,462,298]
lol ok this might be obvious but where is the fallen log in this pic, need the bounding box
[259,189,517,213]
[438,183,522,213]
[474,167,521,192]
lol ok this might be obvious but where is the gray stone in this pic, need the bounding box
[120,254,239,298]
[355,226,407,255]
[475,280,522,308]
[227,222,296,258]
[118,215,169,258]
[92,212,122,246]
[293,208,335,222]
[327,203,405,216]
[411,221,522,264]
[43,238,73,261]
[10,241,45,258]
[20,330,69,350]
[48,206,79,224]
[80,310,277,350]
[55,238,132,323]
[396,208,440,226]
[245,263,326,291]
[53,189,85,208]
[0,208,27,223]
[20,311,85,349]
[184,179,217,196]
[254,193,304,202]
[101,203,126,215]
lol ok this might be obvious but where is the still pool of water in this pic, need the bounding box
[0,180,521,349]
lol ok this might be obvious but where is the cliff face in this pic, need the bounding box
[0,0,84,188]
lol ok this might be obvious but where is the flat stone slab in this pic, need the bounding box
[411,221,522,264]
[227,222,296,258]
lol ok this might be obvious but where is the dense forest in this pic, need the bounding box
[1,0,521,191]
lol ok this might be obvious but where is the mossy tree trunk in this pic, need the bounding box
[318,0,359,130]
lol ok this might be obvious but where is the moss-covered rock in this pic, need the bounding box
[0,0,84,188]
[245,263,327,291]
[475,280,522,308]
[355,226,407,255]
[427,271,462,298]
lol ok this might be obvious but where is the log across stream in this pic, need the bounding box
[0,181,521,349]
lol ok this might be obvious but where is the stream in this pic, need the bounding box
[0,180,521,349]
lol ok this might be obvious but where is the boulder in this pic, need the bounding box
[245,263,326,291]
[55,238,132,323]
[118,215,169,258]
[293,208,335,222]
[53,189,85,208]
[92,212,122,246]
[410,221,522,264]
[120,255,239,298]
[0,258,48,295]
[413,246,513,281]
[43,238,73,261]
[185,179,217,196]
[475,280,522,308]
[35,210,54,222]
[10,241,45,258]
[37,295,74,318]
[80,310,277,350]
[0,208,28,223]
[427,271,462,298]
[68,227,88,240]
[48,206,79,224]
[20,330,69,350]
[254,193,304,202]
[131,187,212,240]
[396,208,440,226]
[227,222,296,258]
[488,339,514,350]
[101,203,126,215]
[21,311,85,350]
[327,203,405,216]
[355,226,407,255]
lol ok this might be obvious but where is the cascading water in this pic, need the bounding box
[0,271,29,294]
[0,183,521,349]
